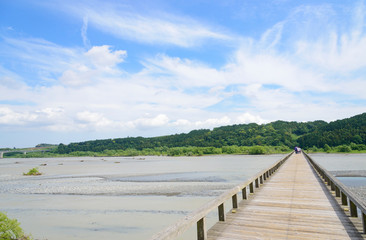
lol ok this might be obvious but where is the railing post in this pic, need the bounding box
[327,177,331,186]
[249,182,254,193]
[242,187,247,200]
[218,203,225,221]
[341,192,348,205]
[197,217,207,240]
[232,194,238,209]
[330,181,335,191]
[350,200,358,217]
[335,186,340,197]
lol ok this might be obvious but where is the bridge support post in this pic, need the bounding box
[242,187,247,200]
[197,217,207,240]
[330,181,335,191]
[232,194,238,209]
[341,192,348,205]
[218,203,225,221]
[335,186,340,197]
[350,200,358,217]
[327,176,331,186]
[249,182,254,193]
[255,178,259,188]
[362,213,366,234]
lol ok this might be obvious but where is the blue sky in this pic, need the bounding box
[1,0,366,148]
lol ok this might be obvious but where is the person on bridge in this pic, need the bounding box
[294,146,302,154]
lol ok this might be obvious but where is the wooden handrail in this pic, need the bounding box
[303,152,366,233]
[150,152,293,240]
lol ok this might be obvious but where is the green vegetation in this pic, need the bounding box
[297,113,366,148]
[5,113,366,157]
[54,120,328,155]
[23,168,42,176]
[0,212,32,240]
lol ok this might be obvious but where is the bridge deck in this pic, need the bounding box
[207,153,366,240]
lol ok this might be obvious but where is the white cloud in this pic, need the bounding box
[129,114,170,129]
[235,113,267,124]
[52,1,230,48]
[0,107,37,125]
[76,111,113,129]
[195,116,231,128]
[0,107,66,127]
[84,45,126,70]
[2,0,366,147]
[142,54,226,88]
[58,45,126,86]
[81,16,91,49]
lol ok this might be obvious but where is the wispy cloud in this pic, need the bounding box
[1,0,366,147]
[81,16,91,49]
[50,1,231,47]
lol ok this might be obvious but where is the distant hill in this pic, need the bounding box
[56,113,366,153]
[297,113,366,148]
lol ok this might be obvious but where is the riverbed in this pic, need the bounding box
[0,154,365,240]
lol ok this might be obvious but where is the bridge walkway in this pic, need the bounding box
[207,153,366,240]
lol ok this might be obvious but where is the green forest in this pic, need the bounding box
[5,113,366,157]
[50,112,366,156]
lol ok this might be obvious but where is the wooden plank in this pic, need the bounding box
[207,153,366,240]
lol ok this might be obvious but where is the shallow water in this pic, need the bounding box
[308,153,366,188]
[2,153,365,240]
[337,177,366,187]
[0,155,283,240]
[308,153,366,171]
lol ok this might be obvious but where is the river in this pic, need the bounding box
[0,153,365,239]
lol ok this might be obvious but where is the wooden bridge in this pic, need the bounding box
[151,152,366,240]
[0,148,52,158]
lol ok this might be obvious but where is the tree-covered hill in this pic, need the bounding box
[55,113,366,155]
[56,118,330,154]
[297,112,366,148]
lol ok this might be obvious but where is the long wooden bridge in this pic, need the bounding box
[0,148,52,158]
[151,152,366,240]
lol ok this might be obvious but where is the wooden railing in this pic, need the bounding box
[303,152,366,233]
[150,152,293,240]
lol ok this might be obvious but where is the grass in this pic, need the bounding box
[0,212,32,240]
[23,167,42,176]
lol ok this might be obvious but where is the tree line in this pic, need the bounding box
[53,113,366,155]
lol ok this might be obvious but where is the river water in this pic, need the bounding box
[0,153,365,239]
